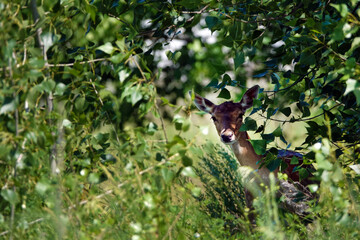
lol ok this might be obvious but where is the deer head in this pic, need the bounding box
[192,85,259,145]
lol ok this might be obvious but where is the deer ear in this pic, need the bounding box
[191,92,215,113]
[239,85,259,110]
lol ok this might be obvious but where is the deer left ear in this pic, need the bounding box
[190,92,215,113]
[239,85,259,110]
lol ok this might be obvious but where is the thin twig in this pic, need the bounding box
[259,103,342,123]
[0,58,108,72]
[155,100,169,144]
[185,4,209,23]
[47,58,108,67]
[264,67,317,95]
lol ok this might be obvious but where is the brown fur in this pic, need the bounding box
[193,86,315,215]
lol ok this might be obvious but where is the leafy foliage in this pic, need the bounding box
[1,0,360,239]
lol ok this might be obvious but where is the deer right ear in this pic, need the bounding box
[239,85,259,110]
[190,92,215,113]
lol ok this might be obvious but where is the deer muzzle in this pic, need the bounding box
[220,129,236,144]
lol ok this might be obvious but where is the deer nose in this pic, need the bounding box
[221,131,234,143]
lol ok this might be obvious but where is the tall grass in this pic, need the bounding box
[1,140,359,239]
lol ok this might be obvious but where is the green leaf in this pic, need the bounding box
[332,22,345,41]
[41,79,56,93]
[207,78,219,88]
[205,16,220,30]
[302,106,311,118]
[35,181,51,195]
[182,155,193,167]
[1,189,19,205]
[166,50,182,62]
[261,133,274,143]
[217,88,230,99]
[161,168,175,183]
[300,51,316,65]
[172,135,186,146]
[280,107,291,117]
[54,83,67,96]
[266,158,281,172]
[28,58,45,69]
[110,51,133,64]
[317,158,333,170]
[97,42,115,54]
[272,126,282,137]
[0,97,15,114]
[191,187,201,197]
[88,173,100,184]
[346,37,360,56]
[250,139,267,155]
[234,51,245,70]
[223,74,231,84]
[308,184,319,193]
[75,97,87,111]
[290,156,299,165]
[131,90,143,106]
[271,73,280,84]
[350,164,360,175]
[330,3,348,17]
[239,117,257,131]
[147,122,158,135]
[345,79,360,105]
[298,168,309,181]
[62,119,72,129]
[266,107,277,118]
[182,120,190,132]
[181,167,197,177]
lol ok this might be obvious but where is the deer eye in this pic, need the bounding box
[237,114,243,120]
[211,116,218,122]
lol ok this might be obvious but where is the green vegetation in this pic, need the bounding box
[1,0,360,239]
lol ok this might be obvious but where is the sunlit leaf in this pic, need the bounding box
[330,3,348,17]
[97,42,115,54]
[161,168,174,183]
[1,189,19,205]
[0,97,15,114]
[345,79,360,105]
[88,173,100,184]
[181,167,196,177]
[54,83,67,96]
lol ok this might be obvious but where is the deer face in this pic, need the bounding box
[193,85,259,144]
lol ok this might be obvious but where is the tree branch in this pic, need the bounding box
[259,103,342,123]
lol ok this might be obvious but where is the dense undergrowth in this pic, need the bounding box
[1,137,360,239]
[2,0,360,239]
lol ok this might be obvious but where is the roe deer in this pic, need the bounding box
[192,85,316,215]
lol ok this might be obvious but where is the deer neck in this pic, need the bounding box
[230,131,271,180]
